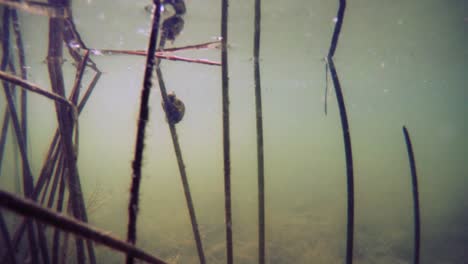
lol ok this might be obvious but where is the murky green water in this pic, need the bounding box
[1,0,467,263]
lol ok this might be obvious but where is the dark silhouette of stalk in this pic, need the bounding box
[220,0,233,263]
[51,157,66,264]
[0,189,169,264]
[126,1,161,264]
[10,10,52,264]
[33,135,60,200]
[154,33,206,263]
[1,67,101,263]
[324,58,329,115]
[77,70,101,112]
[46,3,89,260]
[326,1,354,264]
[11,8,28,158]
[70,50,90,105]
[45,153,64,209]
[253,0,265,263]
[1,8,39,263]
[0,135,61,264]
[402,126,421,264]
[0,213,16,264]
[0,109,10,175]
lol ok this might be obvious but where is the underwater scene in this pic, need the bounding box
[0,0,467,263]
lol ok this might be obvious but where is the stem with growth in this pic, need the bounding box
[126,1,161,263]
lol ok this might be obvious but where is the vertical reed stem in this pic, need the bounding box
[0,213,16,264]
[1,7,39,263]
[402,126,421,264]
[11,9,28,155]
[0,109,10,175]
[326,1,353,264]
[126,1,161,263]
[46,2,89,260]
[253,0,265,263]
[220,0,232,263]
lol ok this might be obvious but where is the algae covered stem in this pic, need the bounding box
[126,1,162,263]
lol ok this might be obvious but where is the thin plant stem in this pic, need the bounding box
[46,151,64,209]
[0,70,75,108]
[46,6,87,262]
[154,40,207,264]
[1,9,39,263]
[326,1,353,264]
[52,158,66,264]
[0,212,16,264]
[69,50,89,105]
[126,1,161,263]
[221,0,233,263]
[0,189,170,264]
[89,47,221,66]
[402,126,421,264]
[1,65,101,262]
[77,70,101,113]
[11,8,28,150]
[0,109,10,176]
[324,57,329,116]
[253,0,265,263]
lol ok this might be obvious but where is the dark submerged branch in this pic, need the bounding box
[1,7,39,262]
[0,213,16,264]
[221,0,233,263]
[0,190,169,264]
[126,1,161,263]
[0,70,75,108]
[46,2,90,260]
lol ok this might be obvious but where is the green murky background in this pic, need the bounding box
[1,0,467,263]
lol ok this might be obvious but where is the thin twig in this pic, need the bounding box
[0,70,75,108]
[89,48,221,66]
[402,126,421,264]
[326,1,353,264]
[77,70,101,113]
[221,0,233,263]
[0,190,169,264]
[126,1,161,263]
[253,0,265,263]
